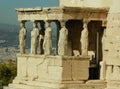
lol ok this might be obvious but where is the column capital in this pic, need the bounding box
[44,20,51,28]
[32,20,38,28]
[18,20,26,23]
[31,20,38,23]
[59,20,67,27]
[83,19,91,23]
[44,20,51,22]
[59,20,67,22]
[19,20,26,28]
[83,19,90,29]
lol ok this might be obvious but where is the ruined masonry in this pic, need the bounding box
[5,0,120,89]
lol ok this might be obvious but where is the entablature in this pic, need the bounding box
[16,6,109,21]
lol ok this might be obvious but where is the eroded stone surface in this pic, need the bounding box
[60,0,113,8]
[7,55,90,89]
[103,0,120,88]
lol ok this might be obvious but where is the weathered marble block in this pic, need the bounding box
[16,54,90,82]
[6,54,91,89]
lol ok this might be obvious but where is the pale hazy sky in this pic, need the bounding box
[0,0,59,25]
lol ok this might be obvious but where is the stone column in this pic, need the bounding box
[39,21,45,54]
[58,20,68,56]
[43,21,52,55]
[81,19,89,56]
[19,21,27,54]
[31,21,39,54]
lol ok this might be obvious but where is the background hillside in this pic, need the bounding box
[0,23,19,47]
[0,23,20,61]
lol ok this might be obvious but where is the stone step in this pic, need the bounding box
[6,82,106,89]
[9,84,35,89]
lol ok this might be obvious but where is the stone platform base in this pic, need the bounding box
[105,81,120,89]
[5,80,106,89]
[5,55,106,89]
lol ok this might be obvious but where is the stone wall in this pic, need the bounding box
[60,0,113,8]
[16,54,90,82]
[103,2,120,81]
[6,54,92,89]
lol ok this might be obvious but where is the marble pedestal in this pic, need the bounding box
[5,54,99,89]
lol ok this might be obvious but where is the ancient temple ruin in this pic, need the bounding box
[6,0,120,89]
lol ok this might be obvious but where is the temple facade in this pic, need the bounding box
[5,0,120,89]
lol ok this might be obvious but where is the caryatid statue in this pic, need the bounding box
[31,21,39,54]
[43,21,52,55]
[19,21,26,54]
[58,20,68,56]
[81,20,89,56]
